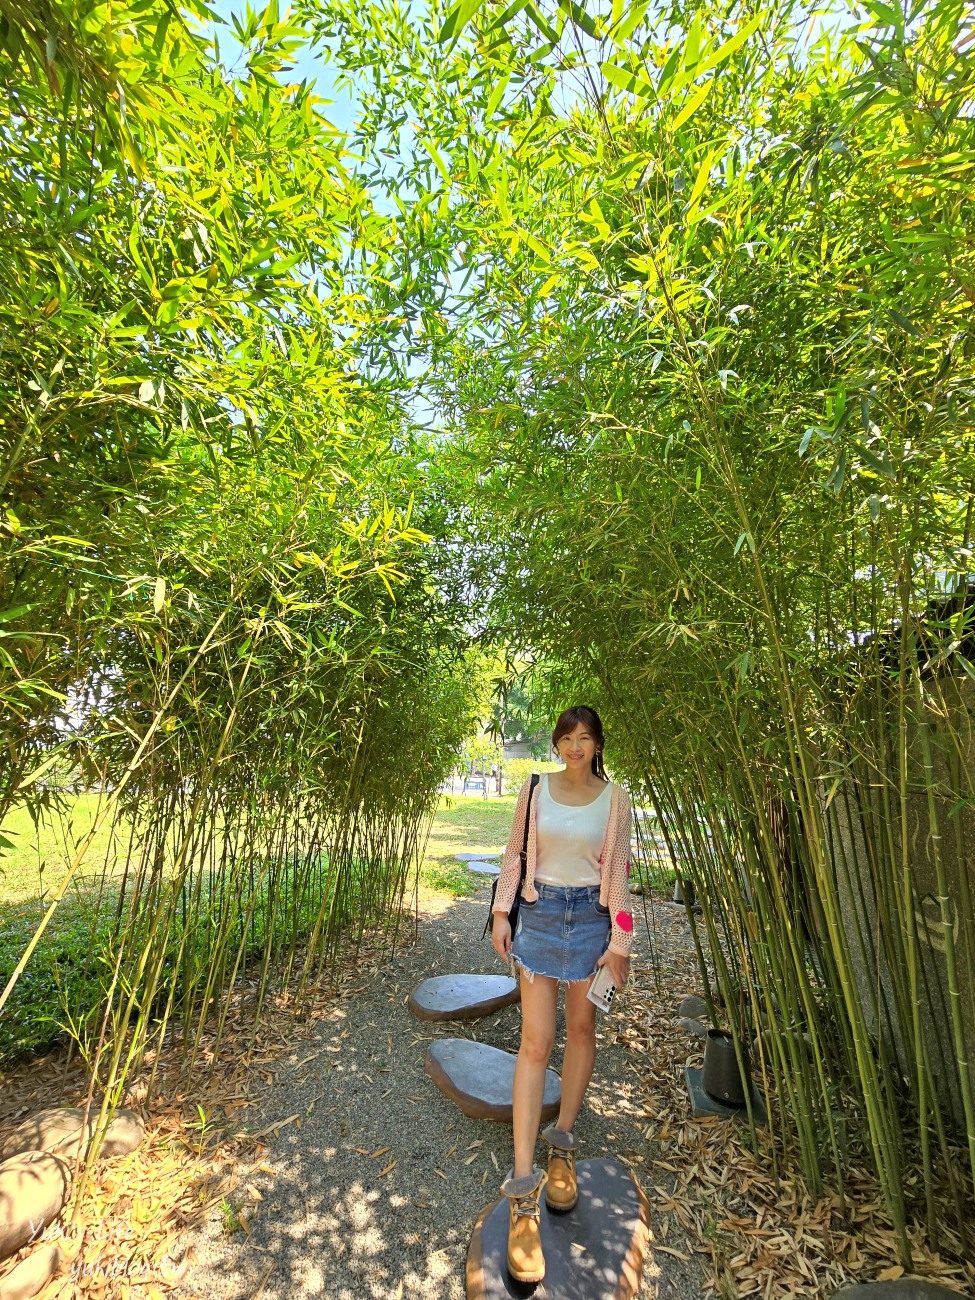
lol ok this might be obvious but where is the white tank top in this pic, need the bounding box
[534,774,612,888]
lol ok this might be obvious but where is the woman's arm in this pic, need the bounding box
[595,788,634,984]
[605,788,634,956]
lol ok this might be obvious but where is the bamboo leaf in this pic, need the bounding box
[601,62,656,100]
[439,0,487,43]
[423,138,452,184]
[0,604,35,624]
[671,79,713,131]
[889,308,923,337]
[678,15,762,88]
[18,751,63,789]
[854,442,896,479]
[686,143,724,214]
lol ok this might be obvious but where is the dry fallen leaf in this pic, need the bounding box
[656,1245,691,1261]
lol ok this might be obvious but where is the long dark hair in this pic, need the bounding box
[551,705,607,780]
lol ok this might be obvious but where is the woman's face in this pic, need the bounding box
[556,722,599,771]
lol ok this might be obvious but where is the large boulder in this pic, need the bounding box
[1,1107,144,1162]
[678,995,710,1021]
[98,1110,145,1158]
[0,1245,61,1300]
[0,1110,89,1161]
[0,1153,69,1261]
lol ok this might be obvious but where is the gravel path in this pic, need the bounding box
[178,887,707,1300]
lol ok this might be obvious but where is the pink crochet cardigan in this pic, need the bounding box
[492,777,635,956]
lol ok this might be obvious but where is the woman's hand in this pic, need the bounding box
[597,949,630,988]
[492,914,512,961]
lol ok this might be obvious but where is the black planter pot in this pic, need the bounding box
[702,1028,750,1106]
[673,877,696,906]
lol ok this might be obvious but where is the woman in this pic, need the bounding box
[491,705,633,1283]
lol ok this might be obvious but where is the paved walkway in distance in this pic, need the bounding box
[177,889,707,1300]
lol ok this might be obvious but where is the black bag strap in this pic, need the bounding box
[483,773,539,938]
[517,773,540,883]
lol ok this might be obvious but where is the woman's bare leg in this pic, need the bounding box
[555,979,599,1132]
[512,971,559,1178]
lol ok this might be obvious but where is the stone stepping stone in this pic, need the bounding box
[467,861,502,876]
[457,853,501,862]
[466,1158,650,1299]
[425,1040,560,1122]
[409,975,520,1022]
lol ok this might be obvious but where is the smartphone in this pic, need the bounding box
[587,964,618,1013]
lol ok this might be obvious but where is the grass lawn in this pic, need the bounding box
[419,793,517,898]
[0,793,133,906]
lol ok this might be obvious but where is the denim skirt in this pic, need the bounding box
[510,884,611,984]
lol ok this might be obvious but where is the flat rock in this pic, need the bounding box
[1,1107,144,1162]
[457,853,500,862]
[0,1245,61,1300]
[410,976,520,1022]
[467,1158,650,1298]
[678,995,710,1021]
[467,861,502,875]
[425,1040,560,1122]
[679,1016,708,1038]
[832,1285,965,1298]
[0,1152,69,1261]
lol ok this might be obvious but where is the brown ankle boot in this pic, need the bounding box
[501,1167,547,1283]
[542,1124,578,1212]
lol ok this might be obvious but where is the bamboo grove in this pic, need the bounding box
[0,0,481,1121]
[3,0,975,1277]
[312,0,975,1267]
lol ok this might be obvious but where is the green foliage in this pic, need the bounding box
[0,0,482,1110]
[0,844,379,1063]
[5,0,975,1274]
[312,0,975,1266]
[502,757,559,790]
[423,859,483,897]
[219,1197,242,1235]
[0,897,114,1060]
